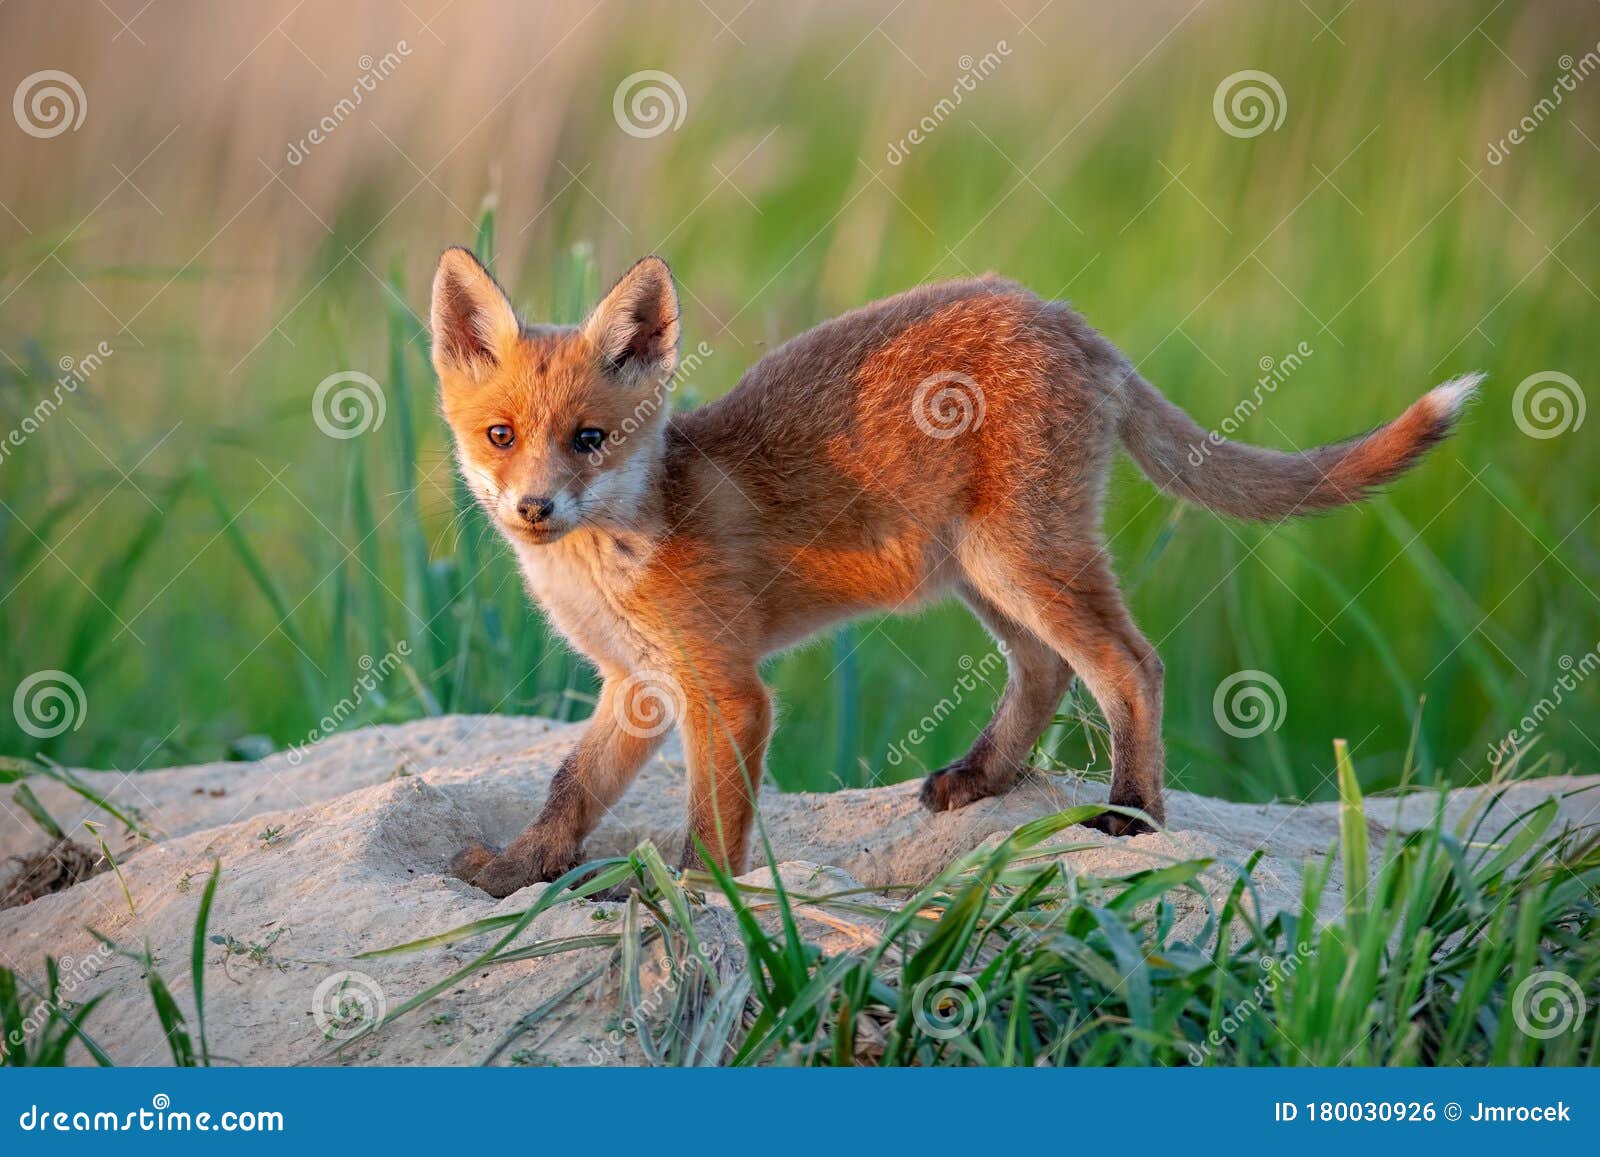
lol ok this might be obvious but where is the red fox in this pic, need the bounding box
[432,246,1479,897]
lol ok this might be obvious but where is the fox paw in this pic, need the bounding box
[919,762,997,812]
[450,840,500,881]
[456,839,582,899]
[1082,810,1157,838]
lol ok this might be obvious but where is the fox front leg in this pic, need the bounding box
[456,677,668,898]
[676,678,772,875]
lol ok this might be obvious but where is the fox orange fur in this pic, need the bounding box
[431,246,1479,898]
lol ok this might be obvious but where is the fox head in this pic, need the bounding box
[429,248,680,545]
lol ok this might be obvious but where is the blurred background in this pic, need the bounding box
[1,0,1596,804]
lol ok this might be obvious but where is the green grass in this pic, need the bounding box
[1,2,1596,807]
[0,956,112,1067]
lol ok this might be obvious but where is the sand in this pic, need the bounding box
[2,714,1595,1066]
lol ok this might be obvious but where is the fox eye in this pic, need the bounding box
[572,428,606,454]
[487,424,515,448]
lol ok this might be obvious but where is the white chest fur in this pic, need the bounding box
[511,532,659,674]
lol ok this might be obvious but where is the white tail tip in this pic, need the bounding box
[1429,372,1485,419]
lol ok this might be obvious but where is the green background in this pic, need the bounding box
[2,1,1596,804]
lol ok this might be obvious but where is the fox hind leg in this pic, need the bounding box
[920,585,1075,812]
[962,550,1166,835]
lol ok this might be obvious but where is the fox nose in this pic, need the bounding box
[516,495,556,524]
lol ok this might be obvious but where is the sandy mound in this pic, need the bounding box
[2,715,1595,1066]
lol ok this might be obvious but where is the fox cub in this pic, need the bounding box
[432,247,1478,897]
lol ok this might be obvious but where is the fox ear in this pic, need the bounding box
[583,256,679,383]
[430,247,520,381]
